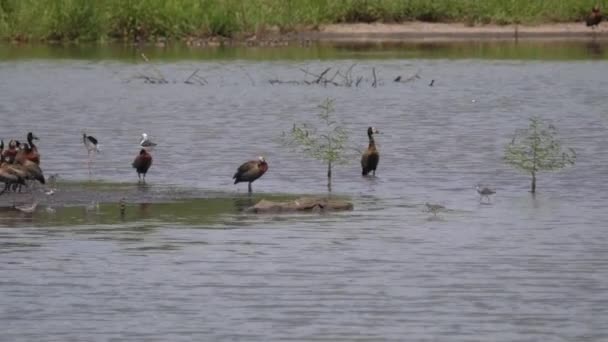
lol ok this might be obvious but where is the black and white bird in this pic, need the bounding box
[476,185,496,203]
[83,133,100,154]
[139,133,157,150]
[82,132,100,174]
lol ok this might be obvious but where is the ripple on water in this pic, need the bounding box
[1,56,608,341]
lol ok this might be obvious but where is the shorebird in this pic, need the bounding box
[233,156,268,194]
[119,198,126,217]
[14,201,38,214]
[476,185,496,203]
[139,133,157,150]
[82,132,100,174]
[425,202,445,216]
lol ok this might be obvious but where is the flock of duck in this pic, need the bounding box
[0,126,496,207]
[0,127,380,195]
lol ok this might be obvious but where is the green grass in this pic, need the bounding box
[0,0,604,42]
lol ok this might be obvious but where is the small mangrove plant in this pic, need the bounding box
[281,98,349,192]
[504,117,576,193]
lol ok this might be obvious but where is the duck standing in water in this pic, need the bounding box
[586,5,602,29]
[25,132,40,164]
[132,149,153,183]
[1,141,44,194]
[0,140,26,194]
[2,139,19,163]
[361,126,380,176]
[233,156,268,193]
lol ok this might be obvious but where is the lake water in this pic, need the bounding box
[1,41,607,341]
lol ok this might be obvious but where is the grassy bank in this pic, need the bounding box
[0,0,604,42]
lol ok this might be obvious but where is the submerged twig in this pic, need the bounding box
[372,67,377,88]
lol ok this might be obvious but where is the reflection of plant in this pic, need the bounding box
[504,117,576,193]
[281,98,349,192]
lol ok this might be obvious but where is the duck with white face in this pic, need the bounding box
[233,156,268,194]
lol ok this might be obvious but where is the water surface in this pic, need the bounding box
[1,42,607,341]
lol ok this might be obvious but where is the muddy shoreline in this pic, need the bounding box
[194,22,608,46]
[7,22,606,47]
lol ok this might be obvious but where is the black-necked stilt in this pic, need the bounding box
[139,133,157,150]
[476,185,496,203]
[82,132,100,174]
[425,202,445,216]
[233,156,268,194]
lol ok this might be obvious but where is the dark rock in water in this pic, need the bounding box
[246,197,353,214]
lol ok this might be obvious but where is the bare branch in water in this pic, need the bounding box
[240,66,256,86]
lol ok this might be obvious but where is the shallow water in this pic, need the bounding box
[1,42,607,341]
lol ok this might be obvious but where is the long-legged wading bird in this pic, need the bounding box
[233,156,268,193]
[139,133,157,150]
[586,5,602,29]
[132,149,152,183]
[425,202,445,216]
[361,126,380,176]
[83,132,100,174]
[476,185,496,203]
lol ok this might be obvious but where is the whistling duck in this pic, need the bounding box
[1,139,19,164]
[25,132,40,164]
[586,5,602,28]
[0,141,26,194]
[361,126,380,176]
[233,156,268,193]
[132,149,152,182]
[139,133,157,150]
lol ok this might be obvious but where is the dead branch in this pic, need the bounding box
[372,67,377,88]
[315,67,331,83]
[240,66,256,86]
[184,68,202,85]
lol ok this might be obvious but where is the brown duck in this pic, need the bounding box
[0,140,26,194]
[361,126,380,176]
[25,132,40,164]
[1,139,19,164]
[233,156,268,193]
[587,5,603,28]
[132,149,153,183]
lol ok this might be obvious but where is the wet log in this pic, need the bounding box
[246,197,353,214]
